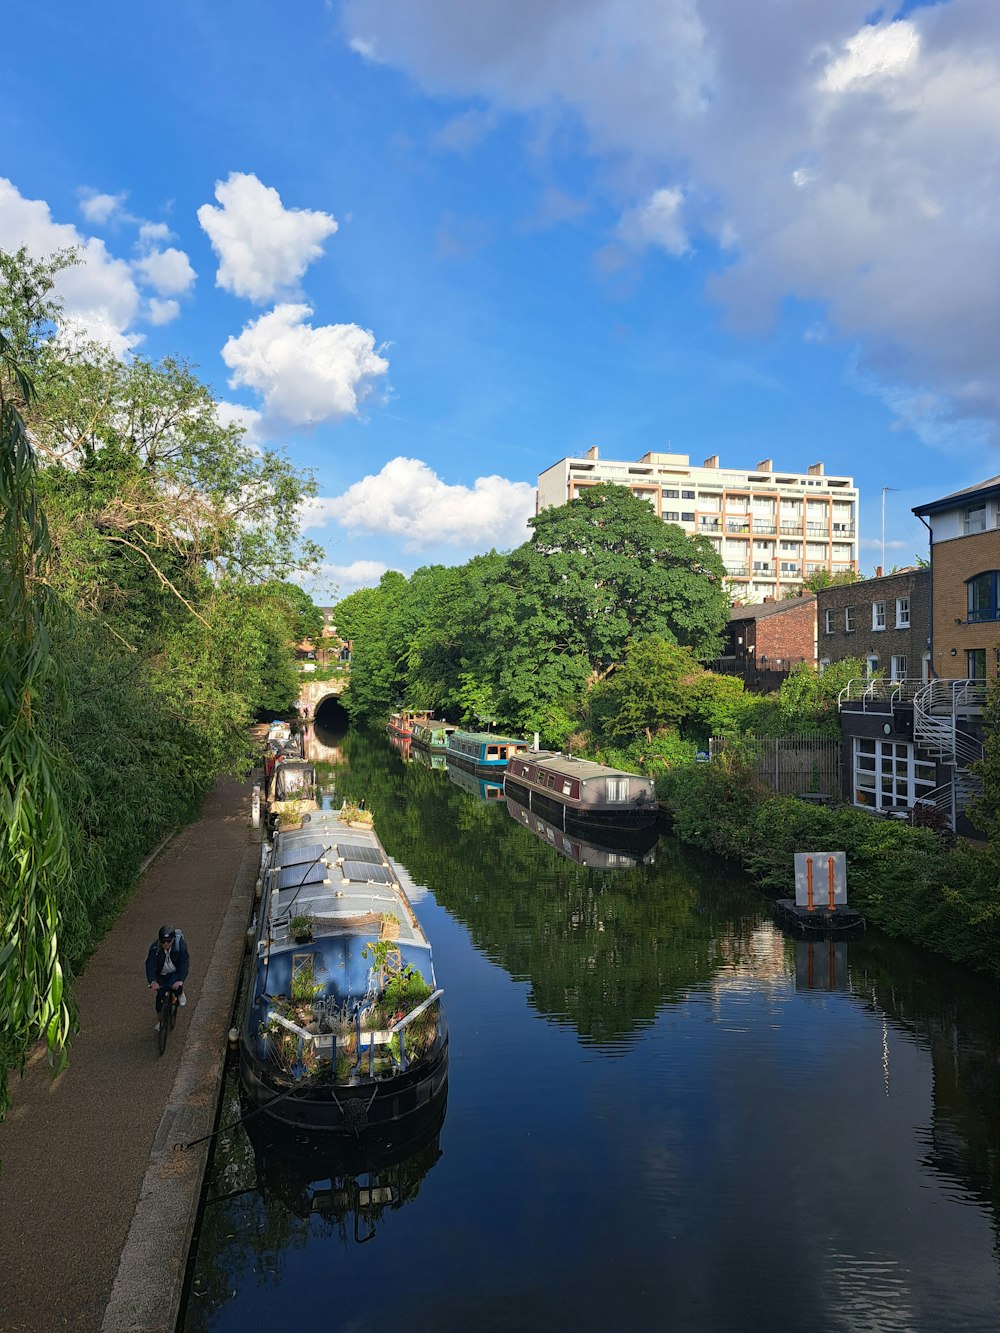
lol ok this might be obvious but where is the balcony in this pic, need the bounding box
[805,523,830,536]
[698,518,721,532]
[725,520,751,534]
[752,521,777,535]
[725,564,750,578]
[779,522,803,535]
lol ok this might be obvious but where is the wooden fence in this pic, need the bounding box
[709,734,842,799]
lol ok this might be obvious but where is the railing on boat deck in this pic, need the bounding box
[266,987,444,1080]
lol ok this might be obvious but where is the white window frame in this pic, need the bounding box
[607,777,629,803]
[872,600,886,631]
[964,504,987,535]
[845,606,855,633]
[852,738,936,813]
[890,655,907,682]
[895,597,910,629]
[824,609,834,635]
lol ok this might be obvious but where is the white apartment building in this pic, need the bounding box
[537,449,859,602]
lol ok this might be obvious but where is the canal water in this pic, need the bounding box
[183,721,1000,1332]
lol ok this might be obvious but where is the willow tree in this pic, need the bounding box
[0,331,73,1115]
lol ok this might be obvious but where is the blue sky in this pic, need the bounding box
[3,0,997,598]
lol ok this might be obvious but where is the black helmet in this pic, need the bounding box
[158,926,176,944]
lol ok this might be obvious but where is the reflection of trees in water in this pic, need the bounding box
[318,729,770,1046]
[847,939,1000,1242]
[182,1075,445,1330]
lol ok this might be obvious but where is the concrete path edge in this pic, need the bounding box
[101,837,261,1333]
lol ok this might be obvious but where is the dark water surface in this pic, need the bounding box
[183,725,999,1332]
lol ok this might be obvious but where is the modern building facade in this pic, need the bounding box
[537,449,859,601]
[816,568,931,682]
[913,476,1000,682]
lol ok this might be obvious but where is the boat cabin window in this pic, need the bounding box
[607,777,629,802]
[486,745,500,759]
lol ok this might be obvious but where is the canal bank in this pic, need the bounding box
[0,775,258,1333]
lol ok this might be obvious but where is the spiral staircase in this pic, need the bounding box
[911,679,986,829]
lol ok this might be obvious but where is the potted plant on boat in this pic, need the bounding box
[289,912,314,944]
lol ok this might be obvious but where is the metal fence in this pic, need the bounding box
[709,734,842,799]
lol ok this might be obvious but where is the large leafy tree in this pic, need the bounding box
[516,483,729,670]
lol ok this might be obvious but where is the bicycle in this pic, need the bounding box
[156,986,181,1056]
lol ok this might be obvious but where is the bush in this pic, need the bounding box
[662,762,1000,975]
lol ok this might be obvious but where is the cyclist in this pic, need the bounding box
[146,926,189,1028]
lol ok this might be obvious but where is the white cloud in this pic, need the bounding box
[147,297,180,326]
[215,399,266,449]
[342,0,1000,441]
[138,221,173,246]
[618,186,689,257]
[197,172,339,303]
[0,177,142,354]
[329,456,536,550]
[820,20,920,93]
[133,245,196,296]
[221,303,389,426]
[78,189,127,225]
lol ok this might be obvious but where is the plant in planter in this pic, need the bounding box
[340,799,374,826]
[379,911,400,940]
[289,913,314,943]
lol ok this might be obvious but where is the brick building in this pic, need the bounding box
[721,594,817,672]
[816,568,930,682]
[913,476,1000,682]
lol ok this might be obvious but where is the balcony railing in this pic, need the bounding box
[725,521,751,534]
[725,565,750,578]
[753,521,777,535]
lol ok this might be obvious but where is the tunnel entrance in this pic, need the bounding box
[314,695,349,738]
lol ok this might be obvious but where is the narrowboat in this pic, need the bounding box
[504,751,658,830]
[446,759,504,802]
[386,709,435,740]
[410,718,455,753]
[505,793,658,867]
[445,729,529,773]
[239,807,448,1132]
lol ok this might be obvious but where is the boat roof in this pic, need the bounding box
[514,751,650,783]
[266,810,427,950]
[451,731,527,745]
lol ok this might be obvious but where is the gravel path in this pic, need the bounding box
[0,775,257,1333]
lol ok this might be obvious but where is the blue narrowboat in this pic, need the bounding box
[445,729,529,773]
[239,808,448,1132]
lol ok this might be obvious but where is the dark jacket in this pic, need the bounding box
[145,935,190,986]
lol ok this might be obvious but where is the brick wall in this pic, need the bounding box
[754,598,817,664]
[816,569,929,677]
[929,530,1000,680]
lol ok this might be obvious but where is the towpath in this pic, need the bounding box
[0,774,258,1333]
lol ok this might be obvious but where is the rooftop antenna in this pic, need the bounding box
[881,487,898,574]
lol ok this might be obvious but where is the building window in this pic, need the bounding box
[845,606,855,633]
[964,504,987,535]
[853,738,936,812]
[682,489,695,499]
[866,654,880,677]
[824,609,834,634]
[967,571,1000,623]
[895,597,910,628]
[681,511,695,522]
[890,655,907,681]
[664,489,679,499]
[872,600,886,630]
[967,648,986,680]
[664,511,679,521]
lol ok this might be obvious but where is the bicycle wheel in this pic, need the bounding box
[169,992,179,1030]
[158,1001,169,1056]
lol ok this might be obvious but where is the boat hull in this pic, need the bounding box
[503,776,660,832]
[239,1023,449,1133]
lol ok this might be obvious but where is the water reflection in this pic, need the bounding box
[183,729,1000,1331]
[445,759,503,801]
[504,793,658,867]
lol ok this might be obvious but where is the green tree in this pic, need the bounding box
[0,331,73,1114]
[591,638,705,742]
